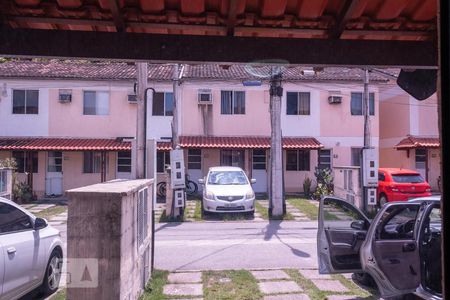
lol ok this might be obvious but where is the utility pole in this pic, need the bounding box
[136,62,148,179]
[269,69,284,218]
[172,64,180,148]
[362,68,370,213]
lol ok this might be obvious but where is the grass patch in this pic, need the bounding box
[34,205,67,220]
[50,288,66,300]
[287,198,319,220]
[331,274,377,299]
[203,270,262,300]
[159,210,185,223]
[140,269,169,300]
[192,200,203,221]
[255,201,269,220]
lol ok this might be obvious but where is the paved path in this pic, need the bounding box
[155,220,319,271]
[162,269,375,300]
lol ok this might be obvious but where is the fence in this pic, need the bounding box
[333,166,363,209]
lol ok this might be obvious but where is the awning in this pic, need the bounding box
[179,136,323,150]
[0,137,171,151]
[0,137,131,151]
[395,136,440,150]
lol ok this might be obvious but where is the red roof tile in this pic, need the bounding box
[179,136,323,149]
[0,137,131,151]
[395,136,440,149]
[0,137,171,151]
[0,60,390,82]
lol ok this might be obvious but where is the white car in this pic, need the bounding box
[0,197,63,300]
[198,166,256,215]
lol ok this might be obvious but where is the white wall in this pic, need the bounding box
[0,83,49,136]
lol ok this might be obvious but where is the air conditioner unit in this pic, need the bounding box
[328,91,342,104]
[58,89,72,103]
[198,89,212,105]
[128,94,137,104]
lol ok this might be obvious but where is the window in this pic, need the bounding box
[415,148,426,170]
[12,151,38,173]
[157,151,170,173]
[47,151,62,172]
[286,92,310,115]
[0,170,6,193]
[221,91,245,114]
[252,149,266,170]
[221,150,245,169]
[351,148,362,166]
[350,92,375,116]
[378,205,419,240]
[83,91,109,115]
[187,149,201,170]
[152,92,174,116]
[344,170,353,191]
[0,202,33,234]
[117,151,132,173]
[392,174,424,183]
[12,90,39,114]
[323,198,367,229]
[137,188,148,246]
[318,149,332,170]
[378,172,386,182]
[286,150,310,171]
[83,152,103,173]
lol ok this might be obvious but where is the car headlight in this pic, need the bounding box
[206,191,215,200]
[245,190,255,200]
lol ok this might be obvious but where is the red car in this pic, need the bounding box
[378,168,432,206]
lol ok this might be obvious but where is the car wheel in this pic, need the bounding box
[379,194,388,207]
[42,249,62,295]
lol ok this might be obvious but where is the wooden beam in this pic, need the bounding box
[227,0,239,36]
[329,0,360,39]
[107,0,125,32]
[0,26,437,67]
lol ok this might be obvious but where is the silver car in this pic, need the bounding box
[0,197,63,300]
[317,195,441,299]
[198,166,256,215]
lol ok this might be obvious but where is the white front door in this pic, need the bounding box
[116,151,132,179]
[187,149,203,192]
[252,149,267,193]
[415,149,427,180]
[46,151,63,196]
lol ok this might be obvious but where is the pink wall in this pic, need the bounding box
[319,90,379,137]
[379,90,410,139]
[49,89,136,138]
[418,94,438,136]
[180,86,270,136]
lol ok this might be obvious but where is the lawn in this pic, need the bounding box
[34,205,67,220]
[140,270,169,300]
[203,270,262,300]
[287,198,319,220]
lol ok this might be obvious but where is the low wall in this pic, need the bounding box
[333,166,363,209]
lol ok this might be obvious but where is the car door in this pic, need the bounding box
[0,242,4,296]
[360,202,422,298]
[318,196,371,274]
[0,202,43,300]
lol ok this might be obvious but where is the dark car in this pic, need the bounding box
[317,195,441,299]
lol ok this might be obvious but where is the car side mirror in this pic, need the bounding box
[250,179,256,184]
[350,220,365,230]
[198,178,204,185]
[34,217,48,230]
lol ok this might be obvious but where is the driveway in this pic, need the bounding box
[155,220,319,271]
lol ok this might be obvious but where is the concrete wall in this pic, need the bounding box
[67,179,153,300]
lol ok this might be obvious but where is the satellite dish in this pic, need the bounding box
[396,69,437,100]
[243,59,289,78]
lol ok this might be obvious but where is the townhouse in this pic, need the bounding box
[379,84,440,191]
[0,60,386,198]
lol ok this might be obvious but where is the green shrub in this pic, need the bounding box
[303,176,312,198]
[313,167,334,200]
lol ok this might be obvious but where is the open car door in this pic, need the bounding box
[318,196,371,274]
[360,202,422,298]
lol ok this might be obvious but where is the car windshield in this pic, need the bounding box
[207,171,248,185]
[392,174,424,183]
